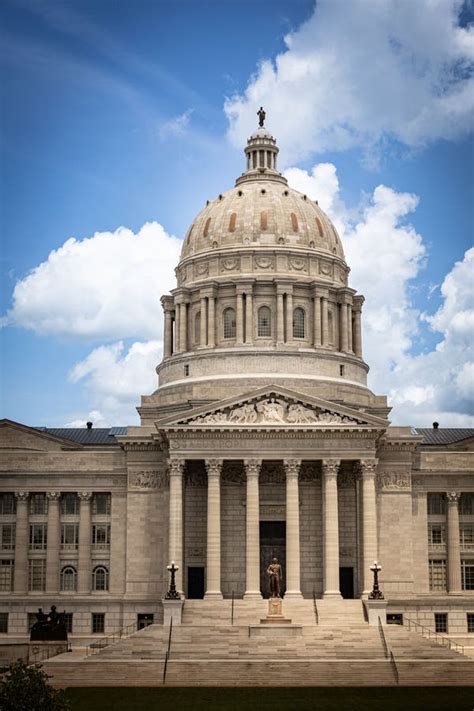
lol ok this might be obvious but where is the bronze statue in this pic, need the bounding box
[257,106,266,128]
[266,557,282,597]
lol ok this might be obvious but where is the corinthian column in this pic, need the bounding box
[244,460,262,598]
[205,459,223,599]
[245,289,254,345]
[164,310,173,357]
[359,459,378,596]
[322,460,341,598]
[77,492,92,594]
[313,293,321,347]
[284,459,302,598]
[276,289,284,343]
[446,491,462,594]
[339,299,348,352]
[168,459,185,595]
[236,292,244,343]
[353,295,364,358]
[285,292,293,344]
[208,296,216,347]
[46,492,61,593]
[200,297,208,347]
[179,302,188,353]
[13,492,29,593]
[321,296,329,347]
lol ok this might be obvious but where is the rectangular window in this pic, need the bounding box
[28,559,46,591]
[92,493,111,516]
[60,493,78,515]
[92,524,110,549]
[434,613,448,634]
[467,613,474,633]
[428,524,446,544]
[64,613,73,634]
[460,493,474,515]
[429,559,447,591]
[461,525,474,546]
[0,613,8,634]
[92,613,105,634]
[0,560,14,592]
[462,560,474,590]
[27,613,37,632]
[427,493,446,516]
[29,524,47,550]
[0,524,15,551]
[0,494,16,515]
[61,524,79,550]
[29,493,47,515]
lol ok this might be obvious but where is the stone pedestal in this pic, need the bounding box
[364,599,387,626]
[162,598,184,626]
[260,597,292,624]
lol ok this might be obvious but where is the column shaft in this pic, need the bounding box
[174,302,181,352]
[46,493,61,593]
[285,293,293,343]
[77,492,92,594]
[447,492,462,593]
[284,460,302,598]
[164,311,173,357]
[321,297,329,346]
[200,297,207,347]
[347,304,353,353]
[13,492,29,593]
[322,460,342,597]
[245,291,254,344]
[236,293,244,343]
[313,296,321,347]
[360,460,378,595]
[244,460,261,598]
[208,296,216,347]
[168,460,185,595]
[277,292,284,343]
[354,308,362,357]
[205,460,223,599]
[340,301,348,352]
[179,303,187,353]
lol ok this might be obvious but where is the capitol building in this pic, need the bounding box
[0,120,473,660]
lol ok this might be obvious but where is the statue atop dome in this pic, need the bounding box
[257,106,266,128]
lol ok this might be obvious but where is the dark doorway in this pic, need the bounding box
[339,567,354,599]
[260,521,286,598]
[137,613,154,630]
[187,566,205,599]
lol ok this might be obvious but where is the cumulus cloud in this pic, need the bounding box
[3,222,181,341]
[286,165,473,426]
[225,0,474,165]
[159,109,194,139]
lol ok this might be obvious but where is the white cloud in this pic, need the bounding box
[286,165,474,426]
[225,0,474,165]
[4,222,181,341]
[159,109,193,139]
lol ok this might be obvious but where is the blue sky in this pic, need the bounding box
[1,0,473,427]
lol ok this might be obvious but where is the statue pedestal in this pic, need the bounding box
[260,597,292,624]
[363,599,387,626]
[162,598,184,626]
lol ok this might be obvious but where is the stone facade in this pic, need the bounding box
[0,123,473,644]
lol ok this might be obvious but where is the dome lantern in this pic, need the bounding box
[236,108,287,187]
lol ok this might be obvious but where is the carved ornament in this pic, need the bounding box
[319,261,333,276]
[376,470,411,491]
[195,262,209,277]
[254,256,274,270]
[168,459,185,477]
[446,490,460,504]
[78,491,93,502]
[46,492,61,501]
[221,257,240,271]
[15,491,29,502]
[243,460,261,479]
[322,460,340,479]
[283,460,301,478]
[205,459,223,478]
[289,257,307,272]
[129,470,166,490]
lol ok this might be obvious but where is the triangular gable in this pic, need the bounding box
[0,419,82,451]
[157,386,388,430]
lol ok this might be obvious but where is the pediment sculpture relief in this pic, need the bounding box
[186,397,362,427]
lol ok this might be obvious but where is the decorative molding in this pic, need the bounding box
[254,256,274,270]
[283,459,301,478]
[129,470,166,490]
[221,257,240,271]
[77,491,93,502]
[446,490,460,504]
[319,260,333,276]
[322,459,340,479]
[15,491,29,502]
[376,470,411,491]
[46,491,61,501]
[168,459,185,477]
[243,459,261,479]
[358,459,377,478]
[205,459,223,478]
[289,257,307,272]
[195,262,209,277]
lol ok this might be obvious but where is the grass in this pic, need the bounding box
[65,686,474,711]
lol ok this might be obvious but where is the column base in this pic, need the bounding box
[244,591,262,600]
[284,590,303,599]
[204,591,223,600]
[448,590,464,595]
[322,590,342,599]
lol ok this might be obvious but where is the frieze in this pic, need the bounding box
[376,470,412,491]
[128,470,167,490]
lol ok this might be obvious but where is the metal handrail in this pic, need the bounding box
[86,620,141,656]
[162,651,168,685]
[231,590,235,625]
[378,616,389,658]
[312,587,318,624]
[167,617,173,659]
[379,616,399,684]
[163,616,173,686]
[389,650,399,684]
[404,617,465,655]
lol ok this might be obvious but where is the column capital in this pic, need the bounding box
[322,459,340,479]
[46,492,61,502]
[358,459,378,478]
[446,490,460,505]
[283,459,301,479]
[168,459,185,477]
[353,294,365,311]
[78,491,93,502]
[244,460,261,478]
[161,295,175,312]
[15,491,29,502]
[205,459,223,478]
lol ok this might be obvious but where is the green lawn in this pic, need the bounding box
[65,686,474,711]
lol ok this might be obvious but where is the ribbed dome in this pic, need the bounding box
[181,181,344,260]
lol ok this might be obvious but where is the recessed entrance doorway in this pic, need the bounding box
[187,566,205,599]
[260,521,286,598]
[339,566,355,599]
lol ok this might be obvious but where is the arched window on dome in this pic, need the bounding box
[195,312,201,345]
[92,565,109,592]
[315,217,324,238]
[203,217,211,237]
[228,213,237,232]
[291,213,298,232]
[258,306,271,337]
[293,308,305,339]
[260,211,268,230]
[61,566,77,592]
[223,308,236,339]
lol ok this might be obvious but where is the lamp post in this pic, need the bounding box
[369,560,384,600]
[165,561,180,600]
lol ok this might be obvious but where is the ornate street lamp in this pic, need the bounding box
[165,561,180,600]
[369,560,384,600]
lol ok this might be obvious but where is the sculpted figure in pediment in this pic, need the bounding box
[256,399,286,422]
[287,403,318,423]
[228,403,258,423]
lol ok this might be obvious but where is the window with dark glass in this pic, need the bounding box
[223,308,236,339]
[92,524,110,548]
[61,566,77,592]
[92,493,111,516]
[0,561,14,592]
[434,613,448,633]
[0,494,16,515]
[462,560,474,590]
[0,524,15,551]
[92,612,105,634]
[29,493,47,515]
[61,523,79,550]
[60,493,78,515]
[293,308,305,339]
[258,306,271,337]
[92,566,109,591]
[0,613,8,634]
[29,524,47,550]
[427,493,446,515]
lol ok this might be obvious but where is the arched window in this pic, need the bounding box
[203,217,211,237]
[258,306,271,337]
[260,211,268,230]
[223,308,236,339]
[92,566,109,592]
[293,308,305,339]
[61,566,77,592]
[291,212,298,232]
[228,212,237,232]
[195,312,201,344]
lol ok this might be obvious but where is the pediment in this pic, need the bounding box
[0,419,81,451]
[157,386,387,431]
